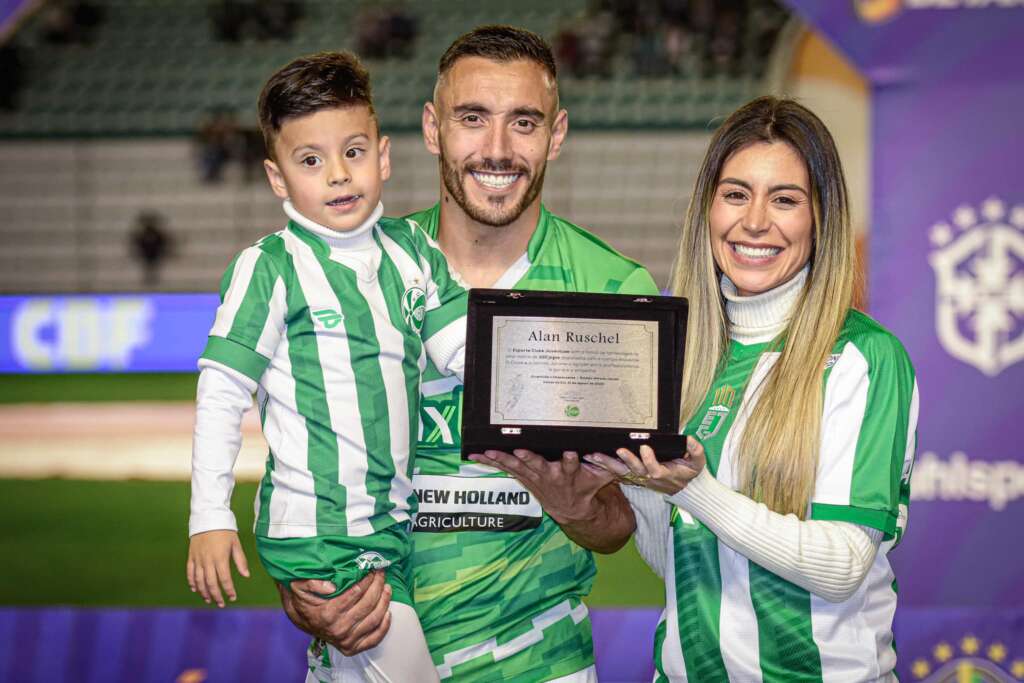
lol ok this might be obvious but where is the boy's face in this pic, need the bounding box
[264,106,390,232]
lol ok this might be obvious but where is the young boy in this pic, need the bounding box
[186,52,463,682]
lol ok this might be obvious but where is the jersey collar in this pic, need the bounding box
[416,202,551,286]
[284,200,382,253]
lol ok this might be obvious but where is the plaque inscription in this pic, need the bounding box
[489,315,658,429]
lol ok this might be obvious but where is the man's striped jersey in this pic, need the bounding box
[406,204,660,681]
[199,204,466,540]
[655,310,918,682]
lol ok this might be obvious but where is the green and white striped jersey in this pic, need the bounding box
[199,202,466,540]
[405,204,660,681]
[656,310,918,683]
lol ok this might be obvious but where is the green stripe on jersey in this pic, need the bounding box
[749,563,822,682]
[405,203,658,681]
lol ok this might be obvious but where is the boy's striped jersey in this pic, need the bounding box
[199,211,466,540]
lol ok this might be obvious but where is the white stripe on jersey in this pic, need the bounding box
[661,530,688,681]
[353,238,415,525]
[210,246,264,339]
[256,277,288,361]
[718,549,762,681]
[814,345,870,506]
[286,230,375,537]
[260,332,319,538]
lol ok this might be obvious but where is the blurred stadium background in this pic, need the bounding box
[1,1,1022,682]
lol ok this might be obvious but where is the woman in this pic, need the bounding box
[585,97,918,682]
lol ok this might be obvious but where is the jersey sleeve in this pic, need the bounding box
[809,336,918,542]
[614,266,660,296]
[199,245,286,384]
[410,224,468,380]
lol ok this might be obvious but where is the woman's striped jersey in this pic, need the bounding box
[655,310,918,682]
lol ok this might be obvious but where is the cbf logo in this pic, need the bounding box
[696,385,736,440]
[928,197,1024,376]
[402,285,426,333]
[908,633,1023,682]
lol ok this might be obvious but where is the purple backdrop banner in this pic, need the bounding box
[778,2,1024,677]
[2,607,1021,682]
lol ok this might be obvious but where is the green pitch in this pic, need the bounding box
[0,373,199,404]
[0,479,663,608]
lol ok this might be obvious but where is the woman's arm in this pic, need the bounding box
[670,468,883,602]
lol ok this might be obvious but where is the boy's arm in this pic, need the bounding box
[190,363,255,535]
[412,224,468,381]
[188,245,283,606]
[188,363,256,607]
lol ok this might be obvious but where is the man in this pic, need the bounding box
[281,25,660,682]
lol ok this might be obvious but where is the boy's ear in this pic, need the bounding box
[422,102,440,156]
[264,159,289,200]
[378,135,392,182]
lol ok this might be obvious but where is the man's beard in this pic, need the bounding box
[439,150,546,228]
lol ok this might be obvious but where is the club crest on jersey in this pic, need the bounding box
[354,551,391,571]
[696,385,736,441]
[928,197,1024,376]
[402,285,426,333]
[312,308,343,329]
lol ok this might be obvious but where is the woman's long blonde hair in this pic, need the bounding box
[670,97,857,518]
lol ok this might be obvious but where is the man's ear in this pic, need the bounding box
[547,108,569,161]
[264,159,289,200]
[422,101,441,156]
[378,135,392,182]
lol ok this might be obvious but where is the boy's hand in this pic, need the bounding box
[187,530,250,607]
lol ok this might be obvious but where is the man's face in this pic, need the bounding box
[426,57,567,227]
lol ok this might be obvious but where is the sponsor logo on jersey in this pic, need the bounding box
[354,551,391,571]
[312,308,343,329]
[402,285,426,333]
[411,473,543,532]
[908,634,1022,681]
[696,385,736,441]
[928,197,1024,376]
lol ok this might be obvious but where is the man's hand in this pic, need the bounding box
[187,529,250,608]
[279,571,393,656]
[469,449,635,553]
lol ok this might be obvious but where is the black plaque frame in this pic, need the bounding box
[461,289,688,462]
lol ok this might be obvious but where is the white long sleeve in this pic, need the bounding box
[665,469,883,602]
[622,472,883,601]
[189,362,256,536]
[424,318,466,382]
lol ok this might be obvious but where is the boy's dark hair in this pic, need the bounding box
[258,51,375,159]
[438,25,557,81]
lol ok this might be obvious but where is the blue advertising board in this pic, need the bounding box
[0,294,219,373]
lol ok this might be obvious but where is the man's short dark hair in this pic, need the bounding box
[438,25,557,81]
[258,51,375,159]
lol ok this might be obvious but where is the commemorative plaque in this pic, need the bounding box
[461,289,688,462]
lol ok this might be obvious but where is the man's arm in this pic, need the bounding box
[469,450,636,553]
[278,572,393,656]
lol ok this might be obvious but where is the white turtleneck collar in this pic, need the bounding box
[283,199,383,250]
[721,264,809,345]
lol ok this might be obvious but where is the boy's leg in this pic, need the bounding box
[306,602,439,683]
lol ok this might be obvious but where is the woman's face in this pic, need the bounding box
[709,141,814,297]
